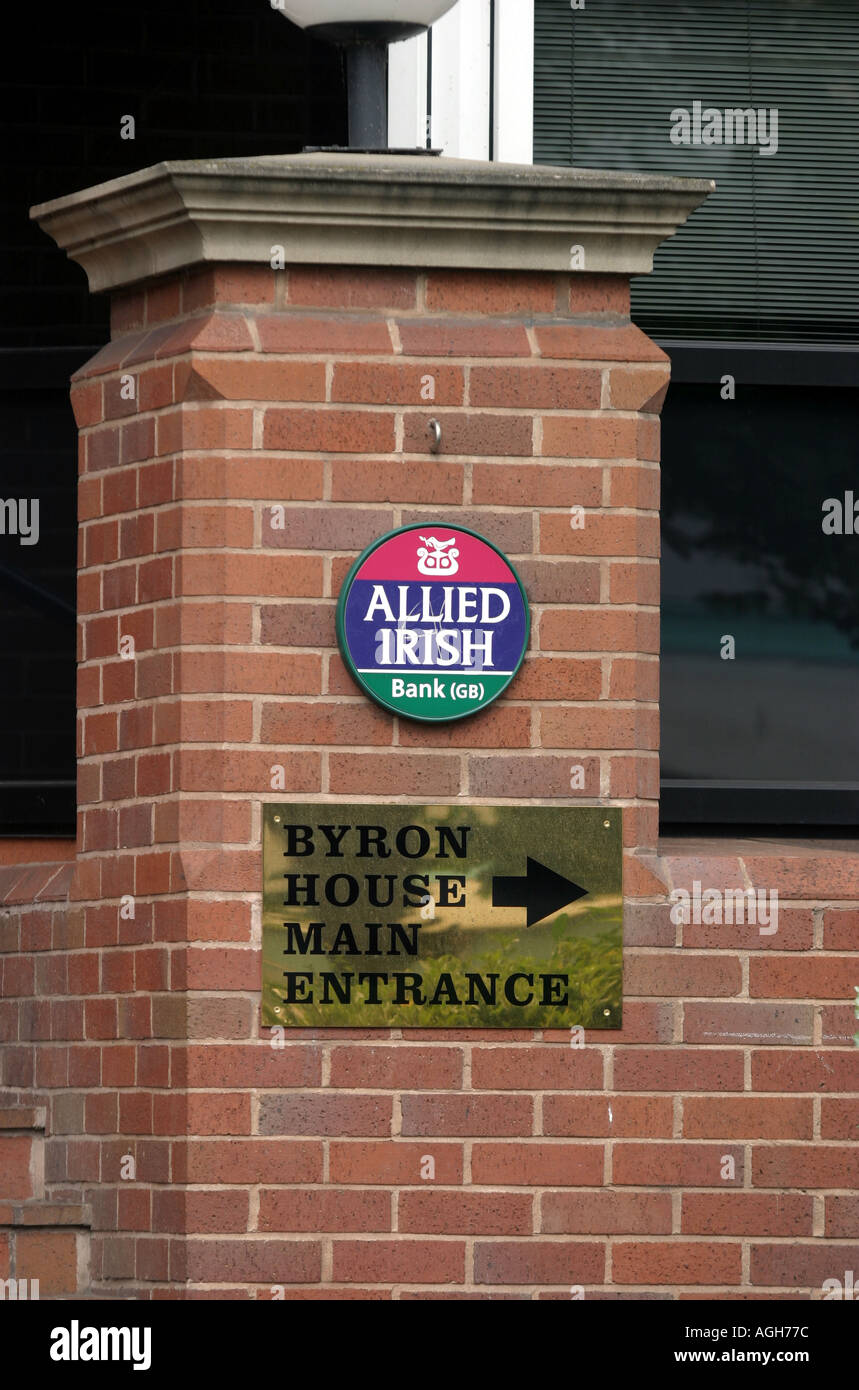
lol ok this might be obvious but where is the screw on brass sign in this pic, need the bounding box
[262,805,622,1029]
[336,523,529,722]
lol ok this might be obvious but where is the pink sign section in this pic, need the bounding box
[356,526,515,583]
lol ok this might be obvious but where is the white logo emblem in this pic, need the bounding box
[416,535,460,577]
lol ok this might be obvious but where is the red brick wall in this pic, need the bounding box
[1,263,857,1298]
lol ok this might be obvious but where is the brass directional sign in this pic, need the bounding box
[262,805,622,1030]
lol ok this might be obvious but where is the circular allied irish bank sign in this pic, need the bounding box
[337,523,529,722]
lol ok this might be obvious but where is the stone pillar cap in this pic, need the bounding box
[32,150,713,294]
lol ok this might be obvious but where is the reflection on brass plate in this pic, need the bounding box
[262,804,622,1029]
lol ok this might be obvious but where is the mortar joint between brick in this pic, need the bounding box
[465,1236,474,1289]
[462,362,471,408]
[248,1185,260,1232]
[600,365,613,410]
[600,655,611,700]
[599,560,611,604]
[249,891,262,953]
[388,318,403,355]
[251,500,263,552]
[604,1235,614,1285]
[601,1042,613,1092]
[601,465,612,509]
[531,414,543,459]
[670,1000,682,1046]
[453,455,469,506]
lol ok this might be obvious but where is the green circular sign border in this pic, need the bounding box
[335,521,531,724]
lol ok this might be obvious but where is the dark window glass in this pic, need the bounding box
[661,383,859,819]
[1,0,347,833]
[0,388,77,833]
[534,0,859,827]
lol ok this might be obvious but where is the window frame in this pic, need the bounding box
[388,0,534,162]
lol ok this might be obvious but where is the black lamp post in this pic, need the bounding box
[276,1,460,150]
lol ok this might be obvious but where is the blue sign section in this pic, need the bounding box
[343,579,527,674]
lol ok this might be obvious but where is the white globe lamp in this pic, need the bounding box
[274,1,461,150]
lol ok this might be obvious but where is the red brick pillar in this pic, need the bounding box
[32,154,710,1296]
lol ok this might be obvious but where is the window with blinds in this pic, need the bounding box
[534,0,859,342]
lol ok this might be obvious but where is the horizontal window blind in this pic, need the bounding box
[534,0,859,342]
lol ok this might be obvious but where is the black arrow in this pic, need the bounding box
[491,857,589,928]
